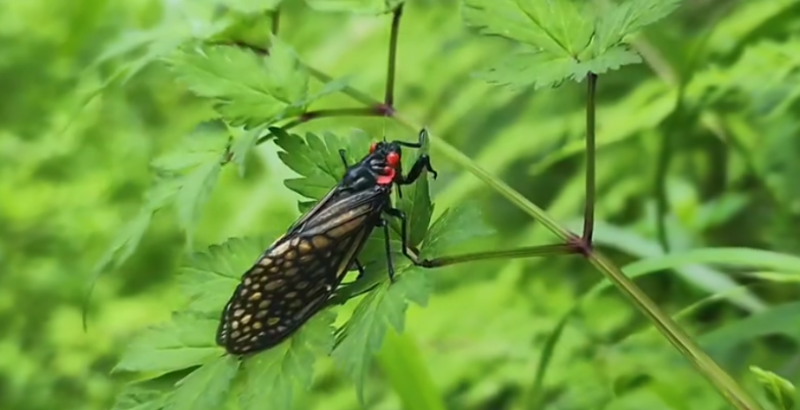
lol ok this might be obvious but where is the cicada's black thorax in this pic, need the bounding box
[216,130,437,356]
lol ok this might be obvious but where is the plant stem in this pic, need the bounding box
[418,244,575,267]
[281,107,383,130]
[385,4,403,109]
[582,73,597,245]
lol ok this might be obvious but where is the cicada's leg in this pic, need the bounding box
[354,259,366,280]
[383,207,416,265]
[396,154,437,186]
[377,218,396,282]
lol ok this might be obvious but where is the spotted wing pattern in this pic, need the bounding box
[216,186,390,355]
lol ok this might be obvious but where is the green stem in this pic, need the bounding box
[385,4,403,108]
[582,73,597,244]
[419,244,575,267]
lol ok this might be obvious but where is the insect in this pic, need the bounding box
[216,129,437,355]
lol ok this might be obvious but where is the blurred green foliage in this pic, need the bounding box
[3,0,800,409]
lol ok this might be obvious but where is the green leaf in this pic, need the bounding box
[305,0,405,15]
[463,0,680,89]
[178,161,222,247]
[749,366,796,410]
[331,267,430,404]
[474,45,641,90]
[84,176,186,329]
[421,204,495,259]
[239,311,335,410]
[153,129,229,247]
[462,0,593,57]
[179,237,274,314]
[112,385,170,410]
[165,36,309,128]
[112,372,193,410]
[166,355,240,410]
[594,0,684,52]
[115,313,221,373]
[273,128,364,200]
[228,123,269,177]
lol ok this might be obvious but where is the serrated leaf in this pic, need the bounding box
[464,0,678,88]
[176,161,222,247]
[228,123,268,177]
[92,210,154,278]
[421,204,495,259]
[305,0,404,15]
[179,237,274,313]
[750,366,796,410]
[308,75,353,101]
[272,129,346,200]
[331,268,430,404]
[152,130,229,172]
[112,385,170,410]
[165,36,308,128]
[166,355,240,410]
[152,129,229,245]
[594,0,684,52]
[462,0,593,57]
[474,44,641,90]
[115,313,221,373]
[239,311,335,410]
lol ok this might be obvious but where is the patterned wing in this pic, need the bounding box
[216,186,390,355]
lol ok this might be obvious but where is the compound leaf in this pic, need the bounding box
[179,237,273,314]
[165,35,309,128]
[152,129,230,247]
[112,386,170,410]
[166,355,240,410]
[115,313,221,374]
[594,0,684,51]
[228,123,268,177]
[463,0,682,89]
[272,128,348,200]
[331,267,430,404]
[239,311,335,410]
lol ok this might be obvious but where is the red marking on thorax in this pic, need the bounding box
[376,167,396,185]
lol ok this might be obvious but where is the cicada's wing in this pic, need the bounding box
[216,186,391,355]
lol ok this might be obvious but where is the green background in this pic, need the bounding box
[2,0,800,409]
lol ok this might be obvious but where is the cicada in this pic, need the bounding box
[216,129,437,355]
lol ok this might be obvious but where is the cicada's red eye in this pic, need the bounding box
[369,142,378,153]
[386,152,400,167]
